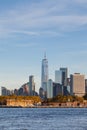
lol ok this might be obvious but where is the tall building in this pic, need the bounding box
[39,88,44,98]
[70,73,85,97]
[1,87,7,96]
[55,70,62,84]
[53,83,63,97]
[55,68,68,95]
[55,68,68,86]
[29,75,35,96]
[41,53,48,93]
[47,79,53,99]
[22,83,29,96]
[85,79,87,94]
[1,87,12,96]
[60,68,68,86]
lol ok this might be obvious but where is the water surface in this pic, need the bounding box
[0,108,87,130]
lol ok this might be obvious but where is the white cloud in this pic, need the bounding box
[15,43,39,48]
[0,0,87,38]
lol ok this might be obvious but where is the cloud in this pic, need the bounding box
[75,0,87,4]
[0,0,87,38]
[15,43,39,48]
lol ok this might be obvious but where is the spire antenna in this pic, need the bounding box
[44,51,46,59]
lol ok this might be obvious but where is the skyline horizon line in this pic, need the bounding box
[0,63,86,90]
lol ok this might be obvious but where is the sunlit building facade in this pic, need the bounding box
[70,73,85,97]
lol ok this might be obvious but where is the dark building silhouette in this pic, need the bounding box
[53,83,63,97]
[85,79,87,94]
[29,75,35,96]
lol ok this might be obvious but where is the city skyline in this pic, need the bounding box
[0,0,87,93]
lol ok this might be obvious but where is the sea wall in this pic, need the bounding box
[7,99,35,107]
[6,99,87,108]
[45,101,87,108]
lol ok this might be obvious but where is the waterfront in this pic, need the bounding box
[0,108,87,130]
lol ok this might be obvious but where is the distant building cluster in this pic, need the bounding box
[1,54,87,98]
[1,75,38,96]
[39,54,86,98]
[1,87,13,96]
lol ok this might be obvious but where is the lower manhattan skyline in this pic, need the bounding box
[0,0,87,94]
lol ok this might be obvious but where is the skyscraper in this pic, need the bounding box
[47,79,53,98]
[60,68,68,86]
[55,70,62,84]
[29,75,35,96]
[53,83,63,97]
[70,73,85,97]
[41,53,48,93]
[55,68,68,86]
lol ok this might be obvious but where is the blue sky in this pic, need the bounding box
[0,0,87,93]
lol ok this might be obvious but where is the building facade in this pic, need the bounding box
[60,68,68,87]
[85,79,87,94]
[55,68,68,95]
[53,83,63,97]
[41,54,48,93]
[39,88,44,98]
[47,79,53,99]
[1,86,13,96]
[55,70,62,84]
[29,75,35,96]
[70,73,85,97]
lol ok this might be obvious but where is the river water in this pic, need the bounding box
[0,108,87,130]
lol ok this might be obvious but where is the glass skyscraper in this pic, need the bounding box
[60,68,68,86]
[47,79,53,98]
[29,75,35,96]
[55,70,62,84]
[41,54,48,92]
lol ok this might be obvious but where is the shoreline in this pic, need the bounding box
[0,105,87,108]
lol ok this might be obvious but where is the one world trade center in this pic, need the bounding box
[41,53,48,95]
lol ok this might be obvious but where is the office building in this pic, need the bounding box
[85,79,87,94]
[18,87,23,95]
[47,79,53,98]
[70,73,85,97]
[22,83,29,96]
[1,86,12,96]
[55,68,68,95]
[55,70,62,84]
[41,53,48,93]
[39,88,44,98]
[60,68,68,86]
[14,89,18,95]
[55,68,68,86]
[1,87,7,96]
[29,75,35,96]
[53,83,63,97]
